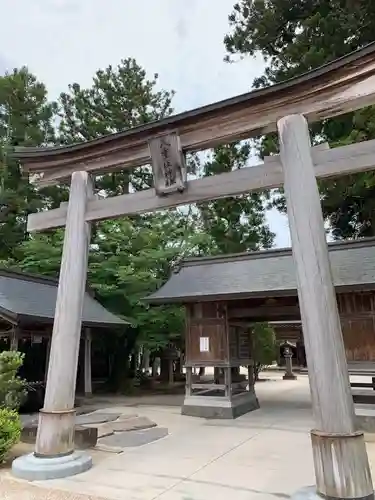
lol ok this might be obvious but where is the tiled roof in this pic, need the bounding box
[0,269,126,327]
[147,238,375,304]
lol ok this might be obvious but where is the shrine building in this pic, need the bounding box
[0,268,126,408]
[147,237,375,418]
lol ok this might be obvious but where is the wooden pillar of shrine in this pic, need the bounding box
[182,302,259,419]
[44,336,51,383]
[9,326,19,351]
[84,328,92,397]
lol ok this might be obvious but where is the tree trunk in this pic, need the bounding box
[107,330,137,392]
[151,357,159,378]
[175,358,181,374]
[129,352,137,378]
[254,363,261,382]
[159,357,169,382]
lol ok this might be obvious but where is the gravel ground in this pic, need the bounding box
[1,475,108,500]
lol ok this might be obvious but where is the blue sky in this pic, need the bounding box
[0,0,290,247]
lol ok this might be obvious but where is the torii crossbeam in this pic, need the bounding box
[12,43,375,500]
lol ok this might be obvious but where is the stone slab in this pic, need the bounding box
[12,451,92,481]
[75,412,121,425]
[109,416,156,432]
[116,413,139,420]
[99,427,168,448]
[21,423,98,449]
[94,443,124,454]
[74,426,98,449]
[83,422,114,438]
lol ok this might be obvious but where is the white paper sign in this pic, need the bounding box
[199,337,209,352]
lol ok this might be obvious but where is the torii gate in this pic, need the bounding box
[11,44,375,500]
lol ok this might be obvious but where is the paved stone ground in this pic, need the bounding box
[5,372,375,500]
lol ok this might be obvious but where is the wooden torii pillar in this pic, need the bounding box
[11,44,375,498]
[278,115,372,500]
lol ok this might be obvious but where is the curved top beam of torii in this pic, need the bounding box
[14,42,375,186]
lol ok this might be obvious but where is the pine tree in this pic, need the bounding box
[224,0,375,239]
[0,68,63,260]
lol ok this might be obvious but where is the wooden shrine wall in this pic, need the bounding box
[185,302,228,366]
[268,293,375,362]
[184,290,375,364]
[228,326,251,364]
[338,292,375,361]
[185,302,253,366]
[274,326,302,344]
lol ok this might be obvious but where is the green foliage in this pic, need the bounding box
[224,0,375,239]
[89,215,207,350]
[198,144,274,253]
[252,322,277,380]
[225,1,375,78]
[0,351,26,411]
[0,408,21,462]
[12,213,212,353]
[0,67,65,260]
[11,212,212,391]
[57,59,174,195]
[4,230,64,278]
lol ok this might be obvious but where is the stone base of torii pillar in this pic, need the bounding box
[12,172,93,480]
[12,451,92,481]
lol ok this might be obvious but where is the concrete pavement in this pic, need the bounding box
[4,373,375,500]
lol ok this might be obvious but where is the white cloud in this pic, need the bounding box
[0,0,289,246]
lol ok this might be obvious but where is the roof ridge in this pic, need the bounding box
[0,268,126,326]
[0,268,58,285]
[0,267,99,297]
[179,237,375,268]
